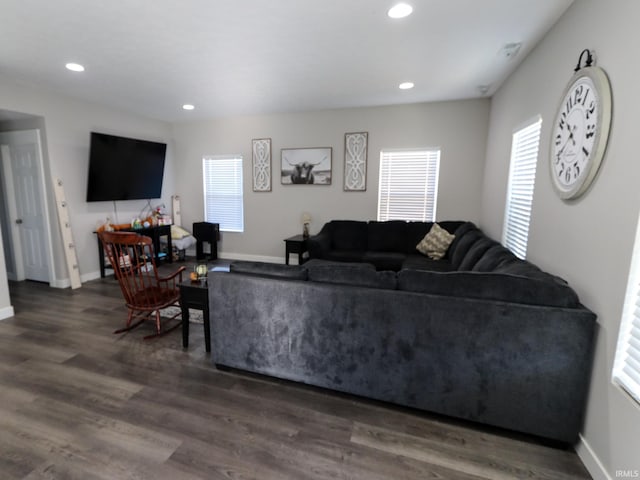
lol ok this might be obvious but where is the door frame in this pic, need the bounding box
[0,129,55,286]
[0,144,25,280]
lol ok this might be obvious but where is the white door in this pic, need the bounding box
[0,130,51,283]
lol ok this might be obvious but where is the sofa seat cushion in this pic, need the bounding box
[307,262,396,290]
[493,260,571,286]
[303,258,375,270]
[230,261,308,280]
[397,269,580,308]
[367,221,408,252]
[330,220,368,251]
[362,251,406,271]
[402,254,455,272]
[324,250,366,263]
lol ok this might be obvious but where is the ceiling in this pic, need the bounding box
[0,0,573,123]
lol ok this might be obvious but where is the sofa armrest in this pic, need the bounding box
[308,232,331,258]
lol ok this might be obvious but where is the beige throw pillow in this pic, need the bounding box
[416,223,455,260]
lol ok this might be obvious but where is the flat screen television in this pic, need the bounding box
[86,132,167,202]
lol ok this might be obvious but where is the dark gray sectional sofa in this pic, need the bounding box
[308,219,469,271]
[208,221,596,443]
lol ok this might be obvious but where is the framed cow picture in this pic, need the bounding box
[281,147,332,185]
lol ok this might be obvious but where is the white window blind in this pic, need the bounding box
[613,217,640,406]
[502,118,542,259]
[202,155,244,232]
[377,149,440,222]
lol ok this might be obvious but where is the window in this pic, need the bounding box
[202,155,244,232]
[502,117,542,259]
[613,215,640,406]
[377,149,440,222]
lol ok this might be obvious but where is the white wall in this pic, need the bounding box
[173,100,490,261]
[481,1,640,477]
[0,74,174,284]
[0,77,489,281]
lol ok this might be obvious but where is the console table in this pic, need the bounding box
[95,224,172,278]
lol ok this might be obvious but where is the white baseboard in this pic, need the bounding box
[81,271,102,283]
[0,305,15,320]
[48,271,105,289]
[576,434,611,480]
[49,278,70,289]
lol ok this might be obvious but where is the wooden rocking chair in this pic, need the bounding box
[98,230,186,339]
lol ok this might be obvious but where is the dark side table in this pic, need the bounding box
[284,235,309,265]
[193,222,219,261]
[180,280,211,353]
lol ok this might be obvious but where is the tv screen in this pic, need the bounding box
[86,132,167,202]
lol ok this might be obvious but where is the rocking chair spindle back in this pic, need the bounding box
[98,231,186,339]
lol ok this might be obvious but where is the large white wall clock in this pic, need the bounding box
[550,49,612,200]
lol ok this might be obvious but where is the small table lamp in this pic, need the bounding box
[301,212,312,238]
[196,263,208,279]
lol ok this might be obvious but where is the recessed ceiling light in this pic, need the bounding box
[65,63,85,72]
[399,82,414,90]
[388,3,413,19]
[182,104,195,111]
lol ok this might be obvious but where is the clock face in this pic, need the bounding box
[550,67,612,200]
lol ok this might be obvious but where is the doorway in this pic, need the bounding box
[0,128,54,284]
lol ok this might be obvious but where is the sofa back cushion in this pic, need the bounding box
[457,238,497,271]
[471,245,518,272]
[230,261,308,280]
[397,269,580,308]
[367,221,408,252]
[330,220,368,251]
[307,262,396,290]
[449,228,483,269]
[405,221,433,253]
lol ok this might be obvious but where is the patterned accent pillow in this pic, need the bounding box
[416,223,455,260]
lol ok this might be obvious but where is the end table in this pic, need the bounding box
[180,280,211,353]
[284,234,309,265]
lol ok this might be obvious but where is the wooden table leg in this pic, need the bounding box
[181,304,189,348]
[203,305,211,353]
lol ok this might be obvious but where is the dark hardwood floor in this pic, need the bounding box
[0,265,592,479]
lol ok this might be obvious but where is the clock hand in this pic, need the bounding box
[566,122,576,145]
[556,130,573,159]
